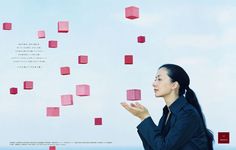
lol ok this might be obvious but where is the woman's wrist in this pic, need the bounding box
[140,114,150,121]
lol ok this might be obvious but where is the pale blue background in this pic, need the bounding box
[0,0,235,149]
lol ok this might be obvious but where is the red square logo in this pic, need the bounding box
[218,132,230,144]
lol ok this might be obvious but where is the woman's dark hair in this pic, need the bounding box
[159,64,214,150]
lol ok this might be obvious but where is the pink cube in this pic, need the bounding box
[61,94,73,106]
[137,36,145,43]
[124,55,133,64]
[10,87,18,95]
[49,146,56,150]
[76,84,90,96]
[60,66,70,75]
[58,21,69,33]
[3,22,12,30]
[94,117,102,125]
[127,89,141,100]
[38,30,45,38]
[48,40,58,48]
[78,55,88,64]
[23,81,33,90]
[125,6,139,19]
[46,107,60,117]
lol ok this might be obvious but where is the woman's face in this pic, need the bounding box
[152,67,175,97]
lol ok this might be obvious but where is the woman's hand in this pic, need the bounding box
[121,102,150,121]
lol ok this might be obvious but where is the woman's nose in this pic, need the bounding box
[152,81,156,87]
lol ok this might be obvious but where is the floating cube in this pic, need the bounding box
[61,94,73,106]
[125,6,139,20]
[23,81,33,90]
[78,55,88,64]
[76,84,90,96]
[48,40,58,48]
[124,55,133,64]
[58,21,69,33]
[218,132,230,144]
[3,22,12,30]
[137,36,145,43]
[49,146,56,150]
[127,89,141,100]
[94,117,102,125]
[46,107,60,117]
[10,87,18,95]
[60,66,70,75]
[38,30,45,38]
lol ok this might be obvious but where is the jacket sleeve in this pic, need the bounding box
[137,130,153,150]
[137,110,199,150]
[137,116,164,150]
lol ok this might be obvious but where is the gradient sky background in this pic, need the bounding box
[0,0,236,149]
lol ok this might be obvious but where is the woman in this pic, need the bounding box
[121,64,214,150]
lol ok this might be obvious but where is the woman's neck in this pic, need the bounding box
[164,94,179,107]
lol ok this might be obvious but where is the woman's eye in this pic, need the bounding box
[158,78,161,81]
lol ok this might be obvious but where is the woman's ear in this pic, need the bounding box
[172,81,179,90]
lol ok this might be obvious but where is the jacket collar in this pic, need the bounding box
[163,96,188,115]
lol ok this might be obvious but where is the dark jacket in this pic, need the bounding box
[137,96,208,150]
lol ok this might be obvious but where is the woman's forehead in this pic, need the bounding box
[156,68,168,77]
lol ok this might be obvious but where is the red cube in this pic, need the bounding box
[10,87,18,95]
[124,55,133,64]
[58,21,69,33]
[3,22,12,30]
[60,66,70,75]
[94,117,102,125]
[78,55,88,64]
[24,81,33,90]
[61,94,73,106]
[137,36,145,43]
[76,84,90,96]
[48,40,58,48]
[46,107,60,117]
[49,146,56,150]
[127,89,141,100]
[218,132,230,144]
[38,30,45,38]
[125,6,139,20]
